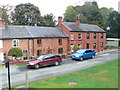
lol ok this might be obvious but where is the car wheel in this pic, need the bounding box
[55,61,59,66]
[80,57,84,61]
[35,64,40,69]
[92,55,95,59]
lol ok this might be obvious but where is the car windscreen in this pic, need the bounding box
[76,50,86,54]
[37,55,44,60]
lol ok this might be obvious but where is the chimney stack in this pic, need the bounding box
[76,19,80,25]
[58,16,63,27]
[0,19,5,29]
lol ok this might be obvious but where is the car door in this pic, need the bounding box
[43,55,50,66]
[49,55,57,65]
[83,50,89,59]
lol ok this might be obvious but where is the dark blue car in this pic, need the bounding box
[71,49,96,60]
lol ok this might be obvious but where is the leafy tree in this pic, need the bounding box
[64,6,78,22]
[64,1,103,27]
[12,3,42,26]
[0,5,12,24]
[42,13,56,27]
[8,47,23,59]
[72,44,80,53]
[107,11,119,38]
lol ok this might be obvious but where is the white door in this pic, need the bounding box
[0,52,4,61]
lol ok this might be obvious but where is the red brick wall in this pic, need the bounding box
[2,38,68,60]
[33,38,68,57]
[57,23,106,52]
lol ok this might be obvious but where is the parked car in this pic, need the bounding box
[71,49,96,60]
[26,54,62,69]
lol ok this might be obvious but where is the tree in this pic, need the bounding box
[72,44,80,53]
[64,1,103,27]
[0,5,12,24]
[8,47,23,60]
[64,6,78,22]
[107,11,119,38]
[12,3,42,26]
[42,13,56,27]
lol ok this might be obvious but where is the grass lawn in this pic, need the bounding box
[17,64,26,67]
[14,59,119,88]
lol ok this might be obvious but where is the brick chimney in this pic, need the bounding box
[0,19,5,28]
[58,16,63,27]
[76,19,80,25]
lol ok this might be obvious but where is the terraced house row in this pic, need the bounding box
[0,17,106,61]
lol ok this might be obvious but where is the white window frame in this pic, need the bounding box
[12,39,19,47]
[71,33,74,40]
[78,43,82,48]
[78,33,82,40]
[0,40,3,48]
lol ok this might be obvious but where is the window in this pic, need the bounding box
[71,44,74,49]
[37,50,42,56]
[101,42,104,47]
[58,39,62,45]
[101,33,104,38]
[23,50,28,60]
[49,56,56,59]
[71,33,74,40]
[78,43,82,48]
[37,39,42,46]
[93,43,96,49]
[58,48,63,54]
[86,33,90,39]
[78,33,82,40]
[0,40,3,48]
[94,33,96,39]
[12,39,19,47]
[86,43,89,49]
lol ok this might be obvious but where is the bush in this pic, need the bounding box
[8,47,23,59]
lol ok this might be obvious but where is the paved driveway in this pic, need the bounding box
[0,49,119,88]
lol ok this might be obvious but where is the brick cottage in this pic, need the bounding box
[0,17,106,61]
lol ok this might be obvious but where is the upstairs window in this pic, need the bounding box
[12,39,19,47]
[78,33,82,40]
[87,33,90,39]
[71,33,74,40]
[37,39,42,46]
[58,39,62,45]
[94,33,96,39]
[101,33,104,38]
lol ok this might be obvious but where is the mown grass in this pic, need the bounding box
[14,59,119,88]
[17,64,26,67]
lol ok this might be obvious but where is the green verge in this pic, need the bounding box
[13,59,119,88]
[17,64,26,67]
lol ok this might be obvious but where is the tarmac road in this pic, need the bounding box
[0,49,119,88]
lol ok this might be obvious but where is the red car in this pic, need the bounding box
[26,54,62,69]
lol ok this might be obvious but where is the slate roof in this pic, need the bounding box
[62,22,106,32]
[0,25,68,39]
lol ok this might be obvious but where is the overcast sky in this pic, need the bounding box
[0,0,119,20]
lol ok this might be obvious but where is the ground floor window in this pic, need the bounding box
[23,50,28,60]
[93,43,96,49]
[101,42,104,47]
[86,43,89,49]
[58,48,63,54]
[37,50,42,56]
